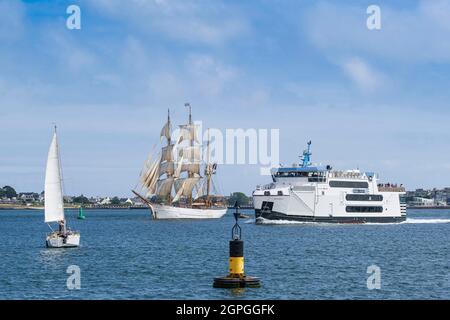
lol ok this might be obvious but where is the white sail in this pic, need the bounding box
[177,124,199,144]
[141,154,161,195]
[161,145,174,162]
[136,105,226,219]
[173,178,184,194]
[171,177,200,203]
[159,161,174,176]
[181,163,201,175]
[44,132,65,223]
[174,158,183,178]
[194,178,207,200]
[172,181,184,203]
[160,121,171,141]
[178,146,201,161]
[140,154,154,184]
[156,177,174,196]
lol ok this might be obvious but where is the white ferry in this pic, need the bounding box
[253,141,406,224]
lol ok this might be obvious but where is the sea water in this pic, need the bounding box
[0,208,449,299]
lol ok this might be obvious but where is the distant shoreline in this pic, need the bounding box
[407,206,450,210]
[1,205,448,211]
[0,205,148,210]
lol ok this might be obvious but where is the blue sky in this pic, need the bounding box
[1,0,450,197]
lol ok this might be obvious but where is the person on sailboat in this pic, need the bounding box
[58,220,65,234]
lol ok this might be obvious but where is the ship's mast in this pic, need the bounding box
[185,102,192,125]
[185,103,193,206]
[206,129,211,207]
[300,140,312,167]
[166,108,172,204]
[166,109,171,145]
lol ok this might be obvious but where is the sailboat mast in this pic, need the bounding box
[54,126,67,233]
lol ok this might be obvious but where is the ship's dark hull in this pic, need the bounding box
[255,209,407,224]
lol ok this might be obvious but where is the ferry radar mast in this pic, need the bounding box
[300,141,312,167]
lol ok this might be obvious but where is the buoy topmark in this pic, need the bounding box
[213,203,261,288]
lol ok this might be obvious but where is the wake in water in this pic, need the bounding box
[403,218,450,224]
[255,217,450,226]
[255,218,329,225]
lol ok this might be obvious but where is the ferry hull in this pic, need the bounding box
[255,209,406,224]
[149,204,227,219]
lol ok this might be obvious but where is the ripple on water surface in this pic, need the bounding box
[0,208,449,299]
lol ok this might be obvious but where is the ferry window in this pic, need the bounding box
[346,194,383,201]
[277,191,283,196]
[399,196,406,204]
[308,177,326,183]
[264,191,270,196]
[329,181,369,188]
[345,206,383,213]
[261,201,273,212]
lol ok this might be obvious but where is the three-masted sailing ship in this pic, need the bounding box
[44,126,80,248]
[133,104,227,219]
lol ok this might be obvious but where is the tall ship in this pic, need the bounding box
[253,141,406,224]
[133,104,227,219]
[44,127,80,248]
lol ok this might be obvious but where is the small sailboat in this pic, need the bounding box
[133,104,227,219]
[44,126,80,248]
[77,206,85,220]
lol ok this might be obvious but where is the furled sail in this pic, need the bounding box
[44,132,65,223]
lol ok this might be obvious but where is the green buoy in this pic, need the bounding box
[77,206,85,220]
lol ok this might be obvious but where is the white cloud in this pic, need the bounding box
[37,27,98,73]
[185,54,237,96]
[304,1,450,63]
[342,57,384,92]
[87,0,250,46]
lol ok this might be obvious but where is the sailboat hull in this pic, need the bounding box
[46,231,80,248]
[150,204,227,219]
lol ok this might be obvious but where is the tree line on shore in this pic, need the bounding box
[1,185,252,207]
[0,186,17,199]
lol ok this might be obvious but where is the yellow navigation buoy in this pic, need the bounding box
[213,203,261,288]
